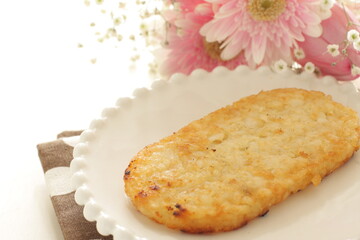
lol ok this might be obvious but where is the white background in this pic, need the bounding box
[0,0,152,239]
[0,0,359,239]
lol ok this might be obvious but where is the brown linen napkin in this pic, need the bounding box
[37,131,113,240]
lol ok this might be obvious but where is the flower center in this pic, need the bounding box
[247,0,286,21]
[203,39,224,61]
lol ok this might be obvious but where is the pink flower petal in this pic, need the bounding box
[251,34,267,64]
[221,31,250,60]
[303,23,323,38]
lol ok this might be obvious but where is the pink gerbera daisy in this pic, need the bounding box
[200,0,330,66]
[158,2,247,78]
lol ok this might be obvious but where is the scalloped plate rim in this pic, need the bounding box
[70,66,360,240]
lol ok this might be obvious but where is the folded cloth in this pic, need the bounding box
[37,131,112,240]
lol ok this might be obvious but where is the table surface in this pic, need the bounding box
[1,1,359,239]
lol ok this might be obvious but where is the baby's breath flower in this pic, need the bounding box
[347,29,360,42]
[327,44,340,56]
[320,0,335,10]
[176,28,185,37]
[173,2,181,11]
[304,62,315,73]
[113,18,122,26]
[131,54,140,62]
[95,0,104,5]
[294,48,305,60]
[353,39,360,51]
[351,64,360,76]
[107,28,117,37]
[274,59,288,73]
[118,2,126,8]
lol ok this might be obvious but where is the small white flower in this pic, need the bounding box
[320,0,335,10]
[176,28,184,37]
[347,29,360,42]
[173,2,181,10]
[274,59,288,73]
[114,18,122,26]
[304,62,315,73]
[327,44,340,56]
[351,65,360,76]
[294,48,305,60]
[353,39,360,51]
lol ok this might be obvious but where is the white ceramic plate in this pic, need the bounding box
[71,66,360,240]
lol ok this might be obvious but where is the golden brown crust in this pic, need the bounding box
[124,88,360,233]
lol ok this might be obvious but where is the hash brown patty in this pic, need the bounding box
[124,88,360,233]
